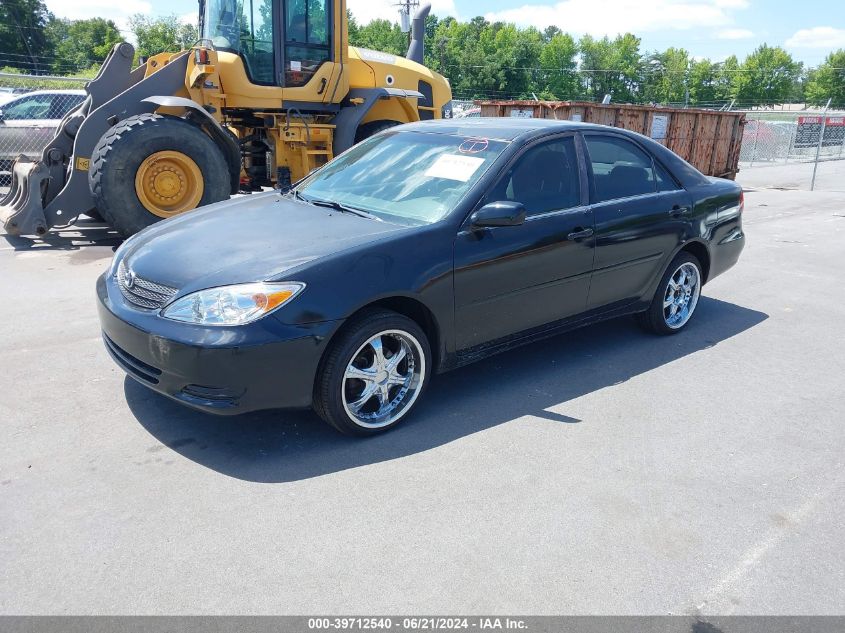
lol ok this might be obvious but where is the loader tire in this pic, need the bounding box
[354,120,400,144]
[90,113,230,237]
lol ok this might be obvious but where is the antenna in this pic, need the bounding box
[395,0,420,33]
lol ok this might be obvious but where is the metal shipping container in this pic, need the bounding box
[477,101,747,179]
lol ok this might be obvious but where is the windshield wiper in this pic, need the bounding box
[303,196,383,222]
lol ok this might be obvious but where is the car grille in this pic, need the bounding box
[116,260,178,310]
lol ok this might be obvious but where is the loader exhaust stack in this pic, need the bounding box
[406,3,431,65]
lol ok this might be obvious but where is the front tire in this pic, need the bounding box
[89,113,231,237]
[637,252,703,335]
[314,309,431,436]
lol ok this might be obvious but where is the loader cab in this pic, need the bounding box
[200,0,341,98]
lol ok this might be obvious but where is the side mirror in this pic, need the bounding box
[470,201,526,228]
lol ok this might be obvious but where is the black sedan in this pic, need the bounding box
[97,119,745,435]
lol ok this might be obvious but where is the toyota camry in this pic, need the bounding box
[97,118,745,435]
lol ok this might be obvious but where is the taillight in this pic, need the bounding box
[738,190,745,214]
[194,48,210,65]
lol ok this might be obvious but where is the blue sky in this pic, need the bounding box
[45,0,845,66]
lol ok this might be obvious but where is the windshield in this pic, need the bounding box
[296,131,509,225]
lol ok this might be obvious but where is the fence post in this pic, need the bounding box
[749,115,761,167]
[810,98,831,192]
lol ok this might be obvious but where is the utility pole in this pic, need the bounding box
[395,0,420,46]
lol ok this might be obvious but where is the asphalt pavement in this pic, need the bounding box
[1,185,843,615]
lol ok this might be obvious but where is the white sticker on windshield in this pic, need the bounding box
[424,154,485,182]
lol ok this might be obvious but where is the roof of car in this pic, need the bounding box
[398,117,711,188]
[400,117,619,141]
[7,89,86,98]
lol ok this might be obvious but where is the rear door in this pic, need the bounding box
[453,134,595,350]
[582,132,692,310]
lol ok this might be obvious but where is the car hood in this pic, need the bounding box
[120,192,409,293]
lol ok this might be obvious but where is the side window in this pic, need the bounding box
[654,160,681,192]
[239,0,275,84]
[3,95,52,120]
[585,135,658,202]
[50,94,84,119]
[285,0,331,87]
[486,136,581,216]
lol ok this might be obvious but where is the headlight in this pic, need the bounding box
[161,282,305,326]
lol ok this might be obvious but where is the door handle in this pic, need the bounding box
[317,77,328,95]
[671,204,690,216]
[567,227,594,240]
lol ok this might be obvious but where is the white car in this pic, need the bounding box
[0,89,86,185]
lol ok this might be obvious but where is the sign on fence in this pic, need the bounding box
[796,116,845,148]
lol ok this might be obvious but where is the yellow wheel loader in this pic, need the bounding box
[0,0,452,237]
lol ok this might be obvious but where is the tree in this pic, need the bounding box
[46,17,122,73]
[539,33,578,99]
[348,18,407,56]
[805,49,845,108]
[687,58,719,105]
[128,14,198,58]
[0,0,52,72]
[732,44,802,106]
[641,47,690,104]
[579,33,642,103]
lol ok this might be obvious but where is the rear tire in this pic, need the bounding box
[354,120,400,144]
[637,252,703,335]
[313,309,432,436]
[89,113,231,237]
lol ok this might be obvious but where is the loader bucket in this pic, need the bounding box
[0,157,50,236]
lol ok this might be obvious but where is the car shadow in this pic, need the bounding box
[125,297,768,483]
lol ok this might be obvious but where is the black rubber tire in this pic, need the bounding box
[354,120,401,144]
[89,113,230,237]
[313,308,432,436]
[637,251,703,335]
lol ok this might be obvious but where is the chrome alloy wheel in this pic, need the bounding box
[663,262,701,329]
[341,329,426,429]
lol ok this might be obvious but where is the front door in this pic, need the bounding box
[453,135,595,351]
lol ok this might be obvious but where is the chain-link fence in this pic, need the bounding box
[737,108,845,192]
[0,72,90,195]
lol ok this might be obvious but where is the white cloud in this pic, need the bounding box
[45,0,152,23]
[44,0,152,40]
[715,28,754,39]
[347,0,459,26]
[483,0,746,36]
[785,26,845,49]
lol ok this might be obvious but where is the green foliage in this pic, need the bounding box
[0,0,52,72]
[46,18,122,73]
[578,33,642,103]
[350,19,407,56]
[730,45,802,104]
[805,49,845,108]
[641,48,690,104]
[128,14,199,58]
[539,33,578,99]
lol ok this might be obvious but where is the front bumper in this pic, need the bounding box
[97,273,341,415]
